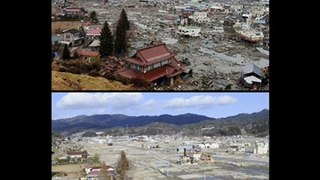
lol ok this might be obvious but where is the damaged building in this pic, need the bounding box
[240,63,266,89]
[117,43,185,85]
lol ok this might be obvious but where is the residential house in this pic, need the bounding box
[85,166,101,175]
[86,28,102,39]
[64,7,84,18]
[86,165,115,180]
[84,24,103,31]
[79,49,100,61]
[117,43,185,85]
[198,143,219,149]
[241,63,265,88]
[87,170,101,180]
[88,39,100,50]
[67,150,88,162]
[63,29,85,46]
[254,142,269,154]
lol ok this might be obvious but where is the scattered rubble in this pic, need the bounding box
[52,0,269,90]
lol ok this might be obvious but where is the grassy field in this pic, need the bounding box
[52,71,133,90]
[52,21,82,33]
[52,164,86,177]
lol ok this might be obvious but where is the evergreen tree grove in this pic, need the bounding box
[89,11,99,24]
[99,21,114,58]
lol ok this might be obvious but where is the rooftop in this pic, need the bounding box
[118,57,185,82]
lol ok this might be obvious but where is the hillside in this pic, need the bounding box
[52,71,132,90]
[52,110,269,136]
[52,113,213,133]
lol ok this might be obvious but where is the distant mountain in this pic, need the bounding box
[52,113,213,133]
[52,109,269,136]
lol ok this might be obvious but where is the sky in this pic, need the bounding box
[52,92,269,120]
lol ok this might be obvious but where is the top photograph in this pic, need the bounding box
[51,0,269,91]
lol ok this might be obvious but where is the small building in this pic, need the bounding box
[64,7,85,18]
[85,166,101,175]
[87,170,101,180]
[254,142,269,154]
[84,25,103,38]
[118,43,185,85]
[63,29,85,46]
[86,28,102,39]
[89,39,100,50]
[198,143,219,149]
[177,26,201,37]
[241,63,265,88]
[79,49,100,61]
[67,150,88,162]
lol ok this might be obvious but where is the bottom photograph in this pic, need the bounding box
[52,92,269,180]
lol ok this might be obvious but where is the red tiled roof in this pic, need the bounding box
[118,58,185,82]
[126,57,144,65]
[80,50,100,57]
[83,21,93,26]
[86,28,101,36]
[124,44,178,66]
[132,43,176,65]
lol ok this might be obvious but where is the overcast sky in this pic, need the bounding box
[52,92,269,120]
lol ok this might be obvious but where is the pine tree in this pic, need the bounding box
[120,9,130,30]
[116,151,129,180]
[89,11,99,24]
[99,21,114,58]
[114,25,127,55]
[114,9,129,55]
[61,44,70,60]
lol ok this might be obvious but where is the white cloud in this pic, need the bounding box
[140,99,159,113]
[56,93,143,109]
[164,95,237,109]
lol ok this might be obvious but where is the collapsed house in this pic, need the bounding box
[241,63,265,88]
[117,43,185,85]
[178,148,201,165]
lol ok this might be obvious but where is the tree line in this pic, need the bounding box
[99,9,130,58]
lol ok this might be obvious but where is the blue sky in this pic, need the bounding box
[52,93,269,120]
